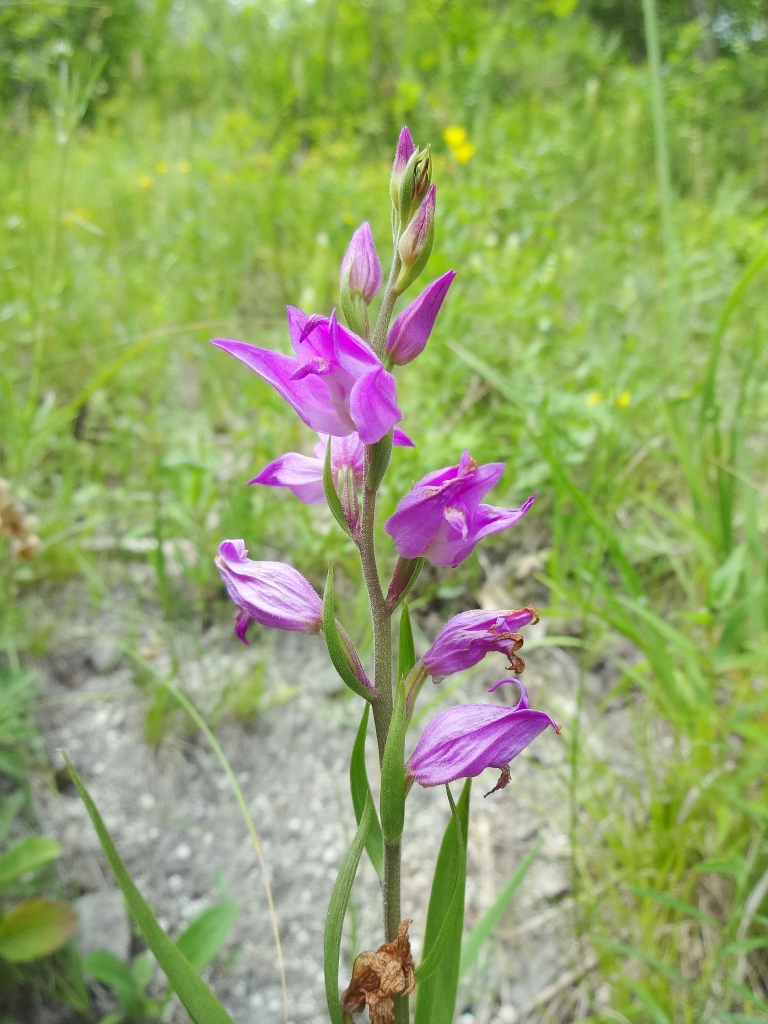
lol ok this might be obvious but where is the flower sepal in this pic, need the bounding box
[323,438,355,539]
[322,564,378,703]
[385,556,425,613]
[365,429,393,494]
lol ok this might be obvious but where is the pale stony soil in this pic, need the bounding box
[30,570,635,1024]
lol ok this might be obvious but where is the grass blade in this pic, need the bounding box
[349,704,384,878]
[629,884,718,926]
[460,839,542,977]
[165,684,287,1023]
[63,753,235,1024]
[414,781,470,1024]
[592,936,690,987]
[324,791,373,1024]
[624,975,672,1024]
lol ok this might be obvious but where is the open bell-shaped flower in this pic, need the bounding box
[211,308,401,444]
[406,681,560,795]
[215,540,322,643]
[384,449,536,567]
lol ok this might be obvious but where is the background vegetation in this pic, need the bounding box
[1,0,767,1020]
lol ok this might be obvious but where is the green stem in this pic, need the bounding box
[371,252,402,360]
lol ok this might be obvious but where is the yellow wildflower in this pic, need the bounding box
[156,161,168,174]
[616,391,632,408]
[177,159,191,174]
[452,142,476,164]
[586,392,602,406]
[138,174,152,188]
[443,126,467,148]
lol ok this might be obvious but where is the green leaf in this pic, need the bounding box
[349,705,384,878]
[413,781,470,1024]
[460,839,541,977]
[629,884,718,926]
[592,936,691,986]
[0,898,77,962]
[63,753,236,1024]
[721,936,768,957]
[0,791,26,844]
[322,565,376,703]
[380,676,406,846]
[398,602,416,683]
[131,949,155,990]
[323,440,353,536]
[324,791,373,1024]
[623,975,672,1024]
[176,901,240,972]
[0,835,61,887]
[85,949,146,1016]
[366,429,393,493]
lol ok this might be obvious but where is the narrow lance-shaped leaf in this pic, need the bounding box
[459,840,541,977]
[324,792,373,1024]
[350,704,384,878]
[176,900,240,973]
[398,601,416,683]
[380,676,406,846]
[323,565,377,703]
[84,950,147,1018]
[366,429,393,493]
[413,780,470,1024]
[63,753,236,1024]
[324,438,353,537]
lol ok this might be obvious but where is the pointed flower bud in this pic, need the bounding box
[385,555,425,611]
[390,126,416,208]
[423,607,539,681]
[386,270,456,365]
[215,539,322,643]
[340,223,382,304]
[395,185,436,294]
[396,146,432,225]
[406,681,560,794]
[336,463,361,538]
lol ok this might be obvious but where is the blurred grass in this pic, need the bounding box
[1,0,768,1020]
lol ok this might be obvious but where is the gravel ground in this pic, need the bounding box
[31,578,633,1024]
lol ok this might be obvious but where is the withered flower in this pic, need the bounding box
[341,920,414,1024]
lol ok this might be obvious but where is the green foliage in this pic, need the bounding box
[64,754,236,1024]
[349,705,385,878]
[413,781,470,1022]
[0,899,77,963]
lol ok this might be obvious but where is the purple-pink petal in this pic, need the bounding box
[248,452,325,505]
[424,607,538,679]
[386,270,456,366]
[407,690,559,788]
[215,540,322,638]
[348,366,402,444]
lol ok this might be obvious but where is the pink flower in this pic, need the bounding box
[406,681,560,794]
[384,450,536,567]
[211,308,401,444]
[340,223,383,304]
[386,271,456,366]
[249,428,414,505]
[215,540,322,642]
[423,607,538,681]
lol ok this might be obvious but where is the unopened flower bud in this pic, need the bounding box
[395,185,436,294]
[385,556,425,611]
[397,147,432,225]
[339,222,382,337]
[386,270,455,365]
[390,127,416,208]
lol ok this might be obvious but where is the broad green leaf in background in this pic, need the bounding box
[349,704,384,878]
[0,835,60,886]
[0,898,77,961]
[324,791,373,1024]
[63,753,236,1024]
[398,601,416,683]
[176,900,240,972]
[414,780,470,1024]
[85,949,146,1017]
[459,839,541,977]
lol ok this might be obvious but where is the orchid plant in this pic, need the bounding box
[63,127,560,1024]
[210,128,561,1024]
